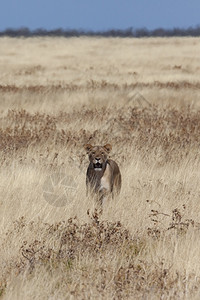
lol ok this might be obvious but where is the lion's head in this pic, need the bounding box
[84,144,112,171]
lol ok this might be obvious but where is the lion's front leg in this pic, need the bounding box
[99,188,111,206]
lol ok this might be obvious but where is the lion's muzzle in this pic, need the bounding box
[93,158,103,171]
[93,162,103,171]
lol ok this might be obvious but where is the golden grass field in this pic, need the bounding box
[0,36,200,299]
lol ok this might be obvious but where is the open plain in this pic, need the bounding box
[0,37,200,299]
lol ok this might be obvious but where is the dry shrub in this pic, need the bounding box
[10,210,136,273]
[147,204,200,239]
[1,206,199,299]
[0,105,199,162]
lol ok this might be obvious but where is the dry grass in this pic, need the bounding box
[0,37,200,299]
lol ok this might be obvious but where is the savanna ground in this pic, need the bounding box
[0,37,200,299]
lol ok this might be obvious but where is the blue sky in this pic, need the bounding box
[0,0,199,31]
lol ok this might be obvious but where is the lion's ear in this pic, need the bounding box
[103,144,112,153]
[84,144,93,153]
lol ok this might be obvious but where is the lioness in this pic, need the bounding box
[84,143,121,205]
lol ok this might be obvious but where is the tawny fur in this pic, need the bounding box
[84,144,121,205]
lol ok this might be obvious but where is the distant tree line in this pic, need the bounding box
[1,26,200,37]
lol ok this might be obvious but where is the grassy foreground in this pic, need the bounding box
[0,37,200,299]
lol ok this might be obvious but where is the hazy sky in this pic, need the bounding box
[0,0,199,31]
